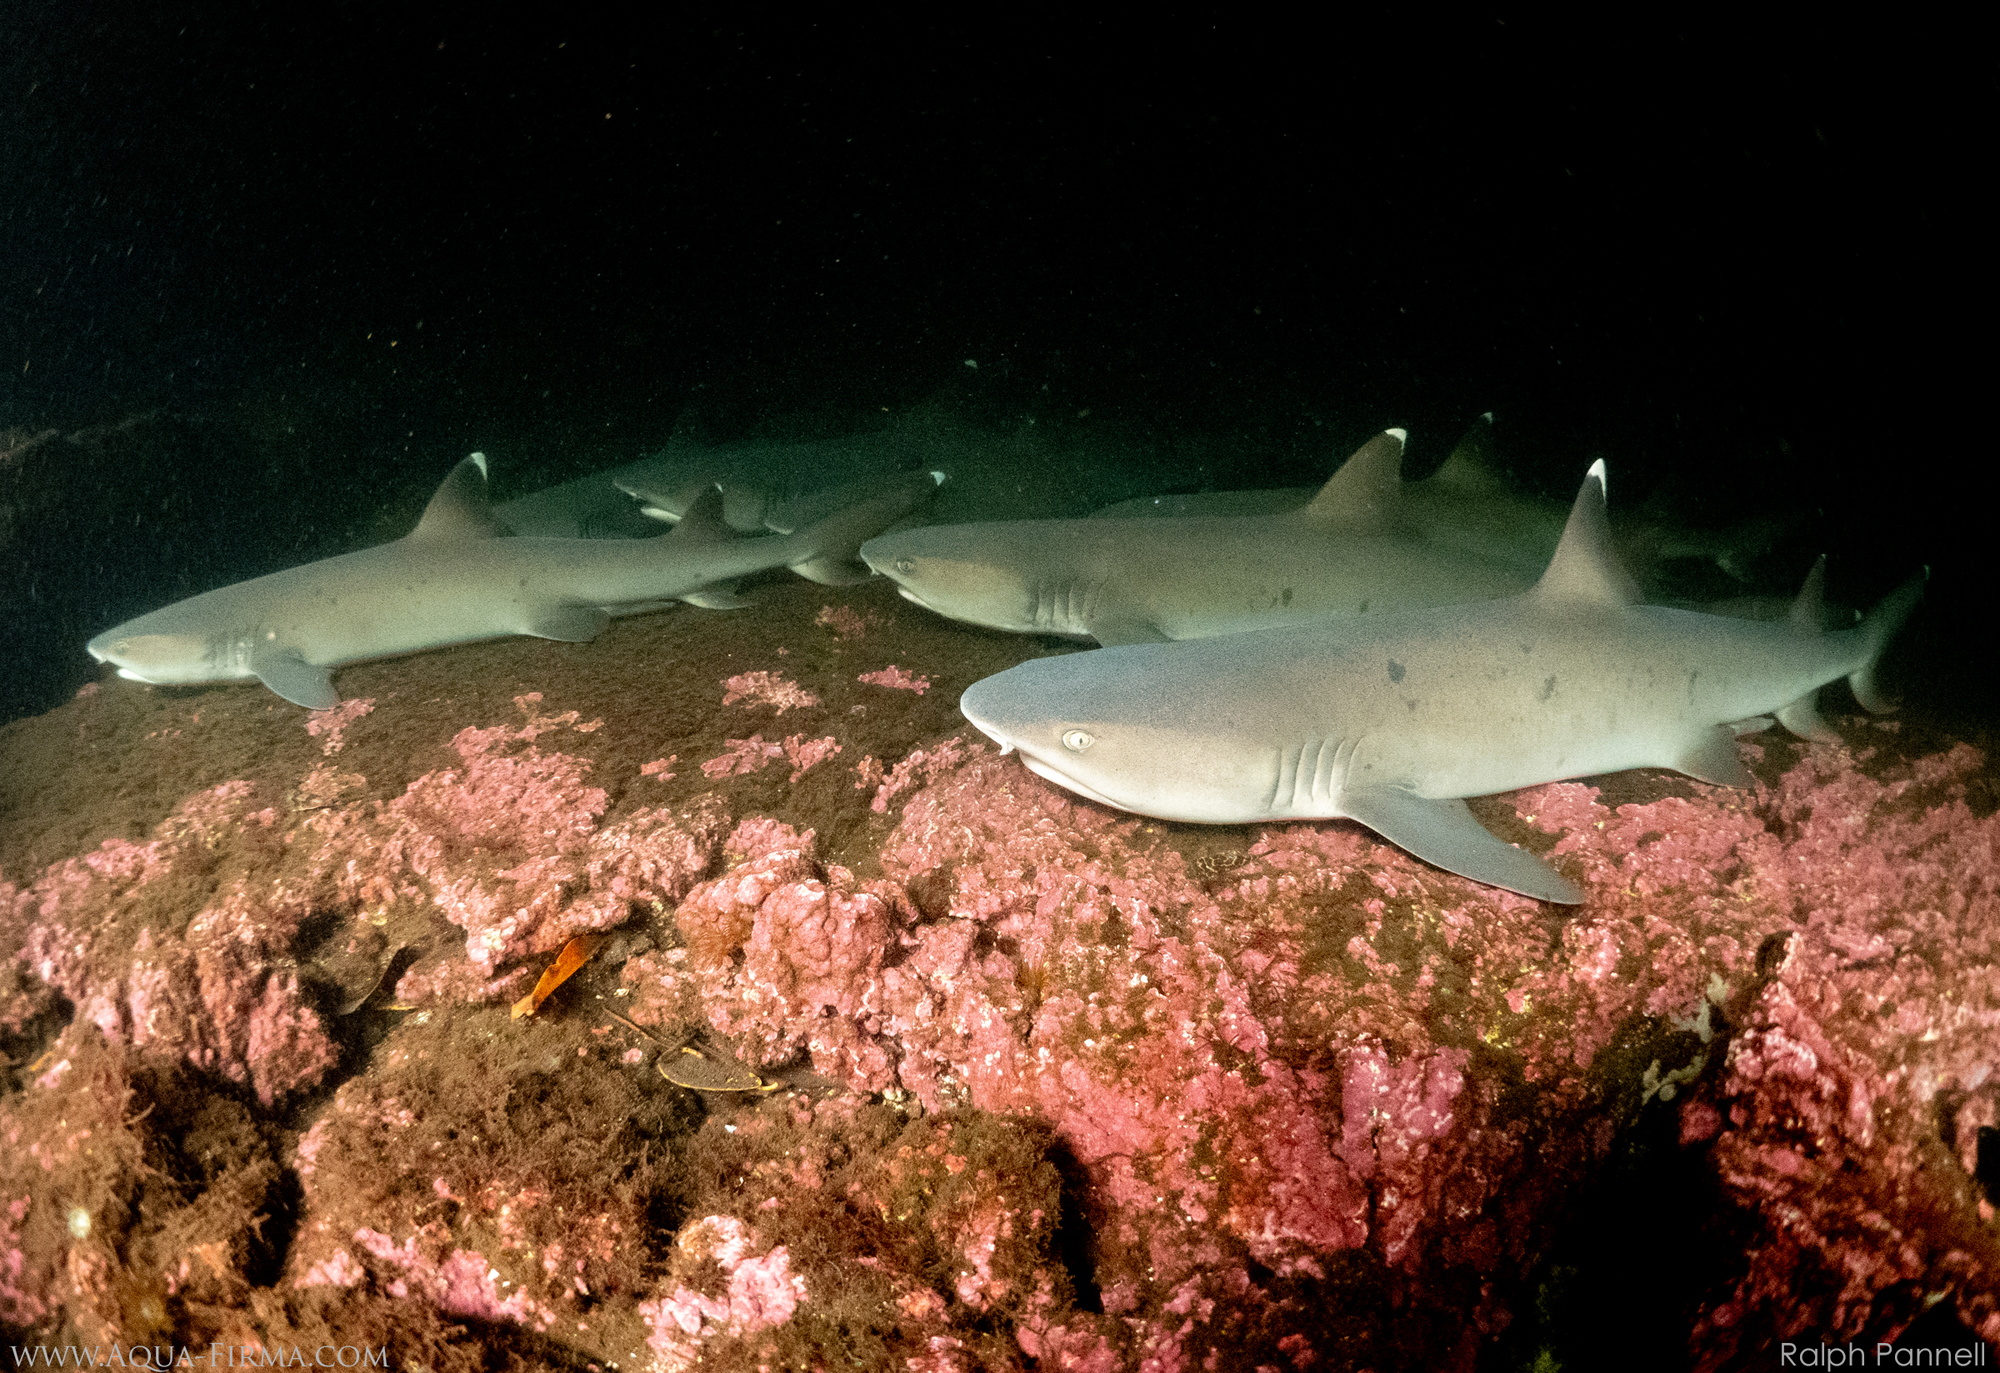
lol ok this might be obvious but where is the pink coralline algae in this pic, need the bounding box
[721,670,820,713]
[634,819,904,1084]
[813,604,870,639]
[1660,741,2000,1359]
[9,648,1997,1363]
[856,735,978,812]
[702,735,785,779]
[641,755,679,779]
[281,1009,683,1353]
[0,1026,143,1333]
[700,733,843,783]
[624,733,2000,1367]
[301,701,731,1000]
[304,696,375,754]
[5,782,337,1104]
[624,1099,1081,1371]
[639,1216,807,1369]
[352,1229,560,1329]
[857,664,931,694]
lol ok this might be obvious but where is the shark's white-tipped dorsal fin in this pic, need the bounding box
[1530,460,1641,606]
[1294,429,1407,526]
[411,453,507,543]
[1425,413,1507,494]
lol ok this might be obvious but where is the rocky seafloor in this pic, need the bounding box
[2,573,1995,1370]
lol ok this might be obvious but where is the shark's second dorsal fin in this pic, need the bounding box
[1294,429,1407,526]
[412,453,507,543]
[1425,413,1505,494]
[1530,460,1642,607]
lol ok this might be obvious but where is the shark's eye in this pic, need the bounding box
[1062,729,1094,752]
[894,558,916,576]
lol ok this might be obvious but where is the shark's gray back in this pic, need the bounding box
[1083,598,1866,807]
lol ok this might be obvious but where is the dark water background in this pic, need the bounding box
[1,13,1987,729]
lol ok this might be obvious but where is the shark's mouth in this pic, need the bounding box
[1017,753,1128,811]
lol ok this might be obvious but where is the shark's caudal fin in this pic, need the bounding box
[1847,568,1927,712]
[787,469,947,586]
[1293,429,1407,526]
[1529,460,1643,607]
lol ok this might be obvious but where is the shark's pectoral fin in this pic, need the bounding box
[518,605,611,642]
[252,649,339,710]
[1776,691,1841,743]
[1340,786,1585,904]
[1674,726,1757,788]
[1090,614,1171,646]
[681,585,754,610]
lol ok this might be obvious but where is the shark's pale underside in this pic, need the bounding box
[861,427,1547,645]
[88,456,941,709]
[958,461,1922,903]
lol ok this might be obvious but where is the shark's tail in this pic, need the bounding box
[786,469,948,586]
[1848,568,1927,712]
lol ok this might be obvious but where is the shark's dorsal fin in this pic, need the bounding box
[1529,460,1641,607]
[669,486,737,546]
[1425,413,1505,494]
[1789,555,1828,631]
[412,454,507,543]
[1294,429,1407,526]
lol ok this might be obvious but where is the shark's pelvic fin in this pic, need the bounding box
[1529,459,1643,607]
[1091,613,1172,646]
[411,453,509,543]
[680,587,754,610]
[1776,694,1840,743]
[517,606,611,642]
[1295,429,1407,527]
[1341,785,1585,904]
[1674,725,1758,788]
[251,649,339,711]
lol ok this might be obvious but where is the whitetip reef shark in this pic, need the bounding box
[860,425,1552,646]
[1085,414,1569,581]
[958,460,1923,903]
[88,455,944,710]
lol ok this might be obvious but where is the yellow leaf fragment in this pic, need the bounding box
[512,933,608,1019]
